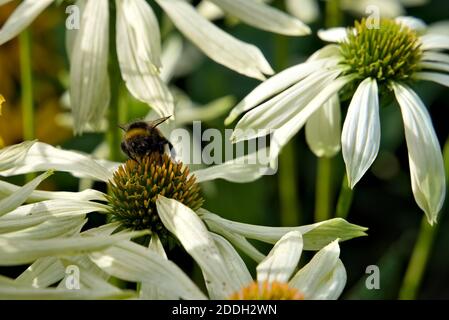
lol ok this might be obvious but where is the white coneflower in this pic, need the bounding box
[0,141,366,297]
[0,0,309,133]
[91,200,347,300]
[228,17,448,224]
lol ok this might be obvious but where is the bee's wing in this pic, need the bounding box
[147,115,172,128]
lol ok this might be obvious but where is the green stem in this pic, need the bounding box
[399,217,438,300]
[108,4,122,161]
[314,157,333,222]
[335,174,354,219]
[278,143,301,226]
[20,30,34,143]
[274,32,301,226]
[399,137,449,299]
[325,0,343,28]
[19,29,35,182]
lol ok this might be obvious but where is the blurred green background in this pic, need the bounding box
[0,0,449,299]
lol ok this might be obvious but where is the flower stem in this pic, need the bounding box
[19,29,35,182]
[325,0,343,28]
[314,157,333,222]
[108,3,122,161]
[399,217,438,299]
[335,174,354,219]
[274,33,301,226]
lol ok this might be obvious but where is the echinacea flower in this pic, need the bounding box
[90,198,348,300]
[0,140,366,298]
[227,17,448,224]
[0,0,309,133]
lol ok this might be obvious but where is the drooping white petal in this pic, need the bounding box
[191,148,271,183]
[0,142,113,182]
[395,16,427,31]
[305,94,341,158]
[90,240,206,300]
[225,60,333,125]
[420,34,449,51]
[0,170,52,217]
[116,0,174,118]
[392,83,446,224]
[232,69,343,143]
[0,140,35,172]
[269,75,354,160]
[0,180,105,202]
[415,71,449,88]
[160,34,184,83]
[198,209,367,251]
[15,257,65,288]
[0,217,86,240]
[211,233,253,289]
[318,27,349,43]
[342,78,380,188]
[422,51,449,64]
[257,231,303,284]
[289,240,345,300]
[70,0,110,133]
[0,0,54,45]
[208,0,310,36]
[156,196,238,298]
[427,21,449,36]
[0,278,134,300]
[0,230,146,266]
[156,0,273,80]
[420,61,449,73]
[286,0,319,24]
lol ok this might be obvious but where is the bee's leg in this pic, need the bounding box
[167,141,176,158]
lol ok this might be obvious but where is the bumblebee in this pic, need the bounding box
[120,116,174,162]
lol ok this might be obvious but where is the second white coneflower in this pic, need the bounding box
[228,17,448,224]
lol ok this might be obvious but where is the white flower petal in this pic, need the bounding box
[341,0,404,17]
[211,233,253,289]
[393,83,446,224]
[208,0,310,36]
[70,0,110,133]
[0,170,52,217]
[232,69,342,143]
[318,27,349,43]
[199,209,367,251]
[285,0,319,24]
[420,34,449,51]
[415,71,449,88]
[176,95,235,125]
[305,94,341,158]
[196,1,223,21]
[156,0,273,80]
[90,240,206,300]
[156,196,238,298]
[0,142,113,182]
[0,279,134,300]
[427,21,449,36]
[0,230,146,266]
[0,140,35,172]
[422,51,449,64]
[269,75,354,160]
[289,240,344,300]
[191,148,271,183]
[0,217,86,240]
[0,0,53,45]
[342,78,380,188]
[116,0,174,118]
[257,231,302,284]
[420,61,449,73]
[225,60,332,125]
[160,34,184,83]
[0,180,105,202]
[395,16,427,31]
[15,257,65,288]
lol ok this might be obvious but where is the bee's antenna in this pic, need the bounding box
[152,115,172,128]
[118,124,127,131]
